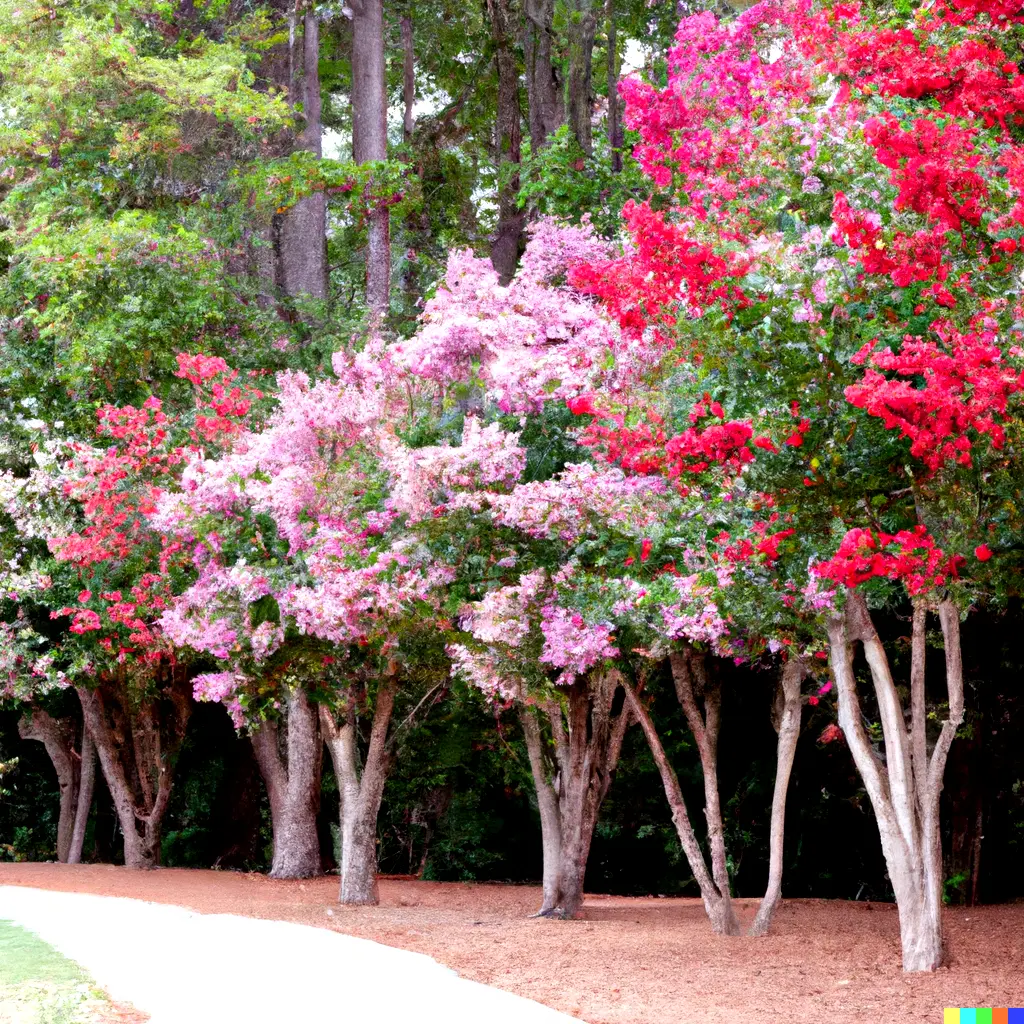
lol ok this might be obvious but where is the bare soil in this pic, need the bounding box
[1,863,1021,1023]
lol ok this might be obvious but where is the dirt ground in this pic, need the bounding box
[1,863,1021,1023]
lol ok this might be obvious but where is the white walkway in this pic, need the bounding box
[0,886,581,1024]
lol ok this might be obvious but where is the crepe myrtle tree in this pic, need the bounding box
[154,346,454,896]
[566,0,1024,967]
[0,353,261,867]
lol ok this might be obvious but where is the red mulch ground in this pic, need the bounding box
[1,863,1021,1023]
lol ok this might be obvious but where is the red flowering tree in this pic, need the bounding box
[570,0,1024,969]
[0,354,260,867]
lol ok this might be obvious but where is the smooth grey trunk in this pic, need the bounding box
[67,726,96,865]
[566,0,596,155]
[277,10,328,302]
[487,0,525,283]
[623,679,739,935]
[520,706,562,914]
[401,16,415,143]
[76,679,189,870]
[528,671,630,919]
[351,0,390,320]
[524,0,564,152]
[605,0,622,172]
[250,688,323,880]
[18,708,79,863]
[827,590,964,972]
[321,674,397,905]
[669,649,739,933]
[749,657,806,936]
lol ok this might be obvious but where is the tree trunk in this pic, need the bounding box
[401,16,415,144]
[487,0,525,283]
[351,0,390,321]
[321,674,398,905]
[536,671,629,919]
[565,0,596,156]
[827,590,964,972]
[524,0,564,152]
[669,649,738,932]
[277,10,328,302]
[76,674,190,870]
[520,705,563,914]
[623,679,739,935]
[18,708,79,863]
[605,0,622,172]
[250,688,323,879]
[749,657,806,936]
[67,726,96,865]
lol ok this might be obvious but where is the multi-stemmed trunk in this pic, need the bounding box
[250,687,323,880]
[76,671,190,869]
[520,670,631,919]
[351,0,390,321]
[17,708,95,863]
[749,657,806,937]
[827,589,964,972]
[486,0,525,283]
[320,674,397,905]
[623,669,739,935]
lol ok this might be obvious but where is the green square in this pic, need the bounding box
[977,1011,993,1024]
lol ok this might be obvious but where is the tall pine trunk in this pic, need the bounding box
[401,16,415,143]
[277,9,328,302]
[605,0,622,172]
[487,0,525,283]
[76,672,190,870]
[351,0,390,321]
[749,657,806,936]
[524,0,564,152]
[250,688,323,880]
[321,674,397,905]
[827,590,964,971]
[565,0,596,156]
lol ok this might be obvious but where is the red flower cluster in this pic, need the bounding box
[846,321,1024,472]
[814,525,959,595]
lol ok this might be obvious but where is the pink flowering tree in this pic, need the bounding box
[0,353,260,867]
[155,348,454,896]
[567,0,1024,969]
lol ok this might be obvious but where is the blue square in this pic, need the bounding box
[1007,1010,1024,1023]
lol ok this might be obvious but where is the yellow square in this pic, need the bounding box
[945,1010,961,1024]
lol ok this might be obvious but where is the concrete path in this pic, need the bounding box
[0,885,582,1024]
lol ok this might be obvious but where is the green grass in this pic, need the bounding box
[0,920,102,1024]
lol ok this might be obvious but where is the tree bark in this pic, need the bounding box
[351,0,390,321]
[401,16,415,144]
[623,678,739,935]
[669,649,738,930]
[76,674,190,869]
[527,671,629,919]
[565,0,596,156]
[277,9,328,303]
[250,687,323,880]
[605,0,622,172]
[827,590,965,971]
[520,705,563,914]
[18,708,79,863]
[487,0,526,283]
[67,726,96,865]
[321,673,398,905]
[523,0,564,152]
[749,657,806,936]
